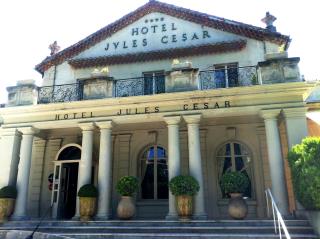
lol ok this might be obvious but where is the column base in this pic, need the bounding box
[165,213,179,220]
[192,213,207,220]
[95,214,112,221]
[72,214,80,220]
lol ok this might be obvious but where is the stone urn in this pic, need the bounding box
[79,197,96,221]
[117,196,135,220]
[228,193,248,220]
[176,195,193,220]
[0,198,15,222]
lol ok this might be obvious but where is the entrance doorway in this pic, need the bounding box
[137,145,169,219]
[52,145,81,219]
[59,163,78,219]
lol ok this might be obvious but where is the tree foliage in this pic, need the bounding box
[169,175,200,196]
[0,186,17,199]
[220,171,250,195]
[77,184,98,197]
[288,137,320,210]
[116,176,139,196]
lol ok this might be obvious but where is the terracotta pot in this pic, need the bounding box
[176,195,193,220]
[228,193,248,220]
[117,196,135,220]
[79,197,96,221]
[0,198,15,222]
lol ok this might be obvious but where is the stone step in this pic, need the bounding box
[0,219,312,227]
[0,220,316,239]
[0,231,317,239]
[42,232,320,239]
[0,225,314,233]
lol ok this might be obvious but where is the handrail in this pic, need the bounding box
[265,188,291,239]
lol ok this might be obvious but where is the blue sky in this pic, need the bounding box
[0,0,319,103]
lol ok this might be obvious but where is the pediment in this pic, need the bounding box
[74,12,241,59]
[36,0,289,74]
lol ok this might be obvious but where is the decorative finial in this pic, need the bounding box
[261,12,277,32]
[172,59,180,65]
[49,41,60,56]
[91,67,110,77]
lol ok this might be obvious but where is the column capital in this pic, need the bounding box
[282,107,307,119]
[96,121,114,129]
[18,126,39,135]
[78,122,95,131]
[0,128,21,137]
[164,115,181,125]
[184,114,202,124]
[260,109,281,120]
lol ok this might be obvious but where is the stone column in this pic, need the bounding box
[75,123,95,217]
[282,107,308,215]
[260,109,289,215]
[12,127,38,220]
[96,121,114,219]
[282,107,308,149]
[164,116,181,220]
[184,114,207,219]
[0,128,21,188]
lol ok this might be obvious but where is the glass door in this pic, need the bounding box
[51,163,62,218]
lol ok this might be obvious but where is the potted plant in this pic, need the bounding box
[220,171,250,219]
[116,176,139,219]
[169,175,200,220]
[77,184,98,221]
[0,186,17,222]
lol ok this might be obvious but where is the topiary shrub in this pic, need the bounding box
[288,137,320,210]
[169,175,200,196]
[116,176,139,197]
[0,186,17,199]
[220,171,250,195]
[77,184,98,197]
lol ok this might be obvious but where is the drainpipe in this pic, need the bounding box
[51,65,57,102]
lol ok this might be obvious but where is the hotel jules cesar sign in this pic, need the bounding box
[54,101,231,120]
[102,15,213,54]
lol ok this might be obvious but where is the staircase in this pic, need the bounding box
[0,219,317,239]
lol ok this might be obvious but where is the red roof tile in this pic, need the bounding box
[35,0,290,74]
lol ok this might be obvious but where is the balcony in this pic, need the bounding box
[37,66,258,104]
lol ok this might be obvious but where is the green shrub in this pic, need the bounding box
[288,137,320,210]
[220,171,250,195]
[116,176,139,196]
[169,175,200,196]
[77,184,98,197]
[0,186,17,199]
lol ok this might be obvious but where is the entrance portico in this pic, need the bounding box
[0,81,313,220]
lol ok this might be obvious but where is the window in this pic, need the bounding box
[143,71,165,95]
[217,142,252,198]
[140,145,168,200]
[214,63,239,88]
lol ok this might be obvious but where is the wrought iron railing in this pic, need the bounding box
[37,66,258,104]
[199,65,258,90]
[265,188,291,239]
[38,83,82,104]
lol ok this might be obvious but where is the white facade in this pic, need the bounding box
[0,1,314,220]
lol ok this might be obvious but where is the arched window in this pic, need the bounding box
[140,145,168,200]
[57,146,81,161]
[217,142,253,198]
